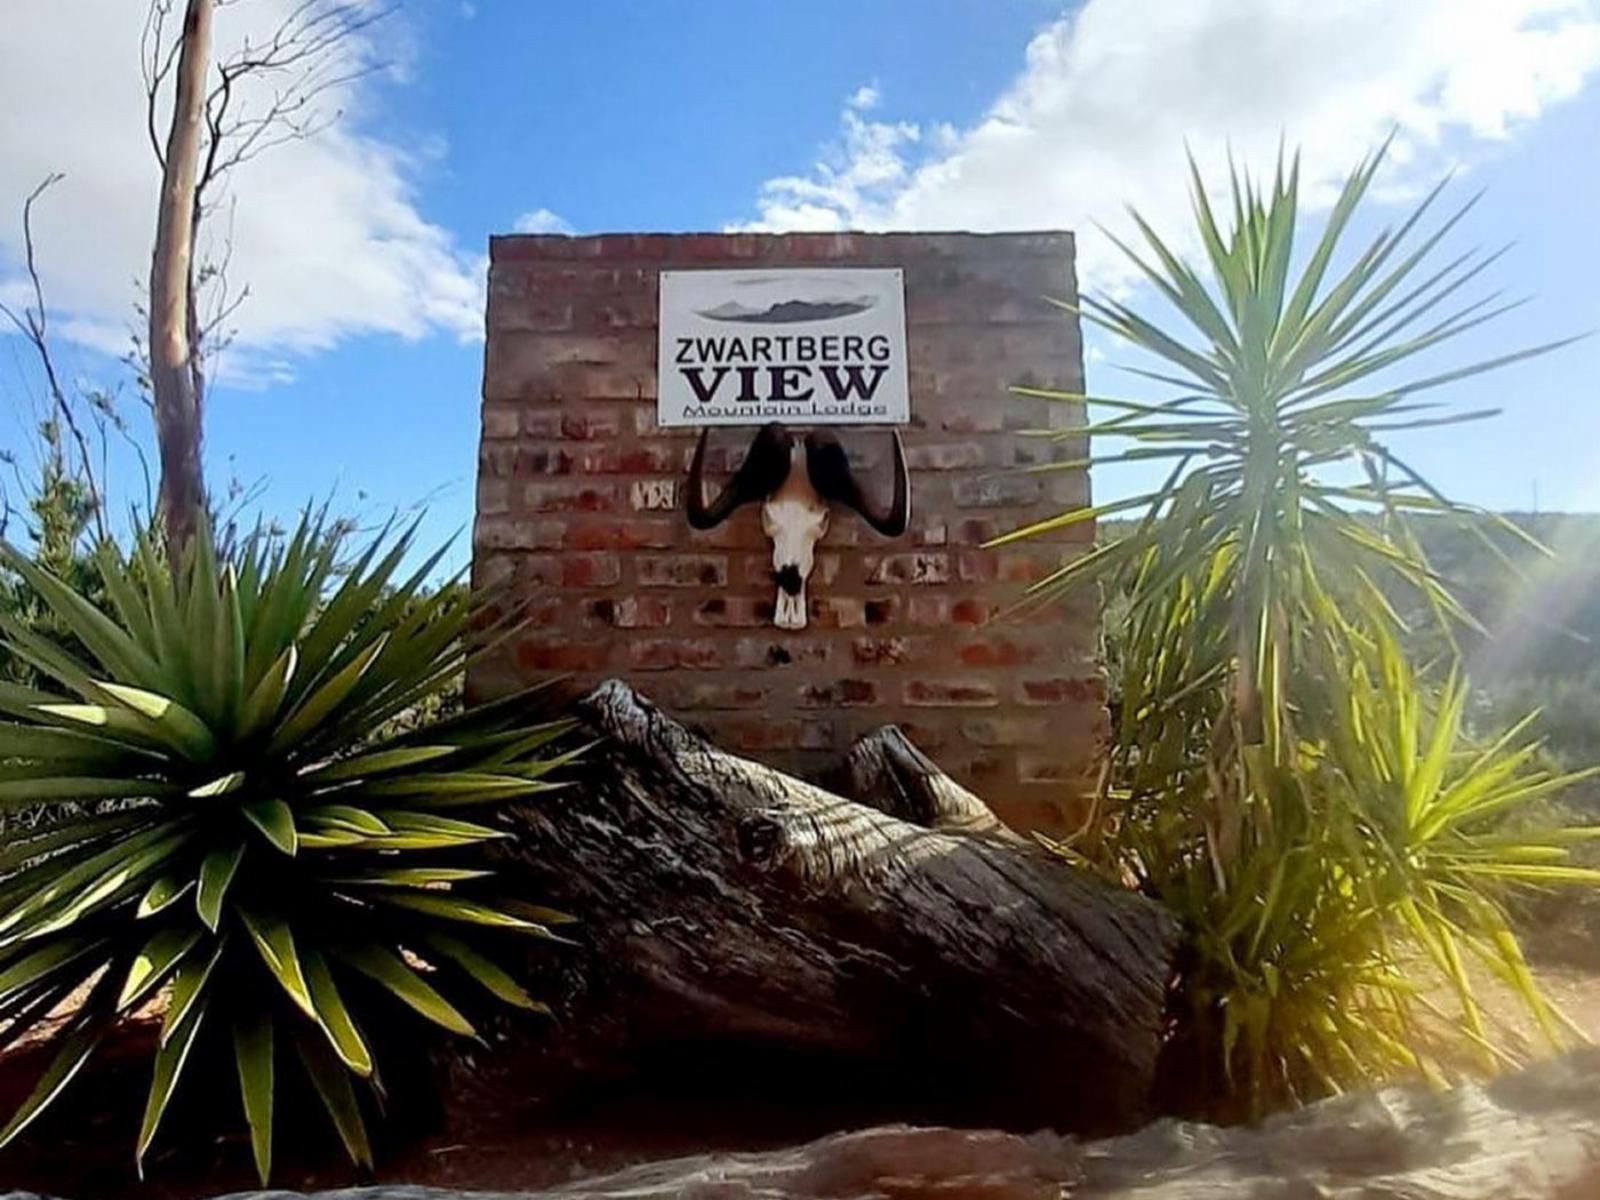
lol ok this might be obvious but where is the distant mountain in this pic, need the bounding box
[697,295,877,324]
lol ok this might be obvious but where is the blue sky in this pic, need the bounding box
[3,1,1599,566]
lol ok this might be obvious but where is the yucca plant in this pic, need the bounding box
[0,514,576,1180]
[998,141,1598,1113]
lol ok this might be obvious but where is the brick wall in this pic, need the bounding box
[471,231,1104,833]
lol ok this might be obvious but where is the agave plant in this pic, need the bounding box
[0,516,575,1180]
[998,142,1597,1112]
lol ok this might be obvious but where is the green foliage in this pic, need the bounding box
[0,515,575,1181]
[1001,143,1596,1115]
[0,420,107,691]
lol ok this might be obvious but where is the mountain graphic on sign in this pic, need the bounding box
[696,294,878,324]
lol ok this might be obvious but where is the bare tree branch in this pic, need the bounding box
[0,175,109,545]
[188,0,393,220]
[138,0,394,535]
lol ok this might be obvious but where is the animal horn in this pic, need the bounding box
[804,429,910,538]
[684,422,794,530]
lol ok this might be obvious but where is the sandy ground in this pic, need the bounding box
[4,948,1600,1199]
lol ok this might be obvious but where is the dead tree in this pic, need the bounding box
[140,0,388,554]
[471,681,1181,1135]
[147,0,214,557]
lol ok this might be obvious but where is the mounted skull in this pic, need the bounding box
[686,422,910,630]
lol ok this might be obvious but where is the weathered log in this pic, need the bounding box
[839,724,1025,843]
[471,680,1179,1134]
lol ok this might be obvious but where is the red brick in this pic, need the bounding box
[572,294,656,332]
[575,446,622,473]
[908,596,951,627]
[691,517,767,550]
[962,716,1052,747]
[1045,473,1091,507]
[957,638,1044,667]
[473,555,514,590]
[473,517,566,552]
[953,475,1042,508]
[490,234,608,261]
[618,445,687,474]
[1018,676,1106,706]
[850,636,935,666]
[515,446,576,476]
[637,554,728,587]
[561,410,625,440]
[956,552,995,583]
[625,639,722,671]
[489,295,574,333]
[1016,754,1084,785]
[519,553,620,587]
[584,596,673,629]
[952,517,1003,545]
[633,407,697,438]
[807,596,865,629]
[693,596,772,627]
[905,442,986,471]
[911,517,948,547]
[905,680,1000,707]
[482,405,519,439]
[630,480,680,511]
[521,407,565,438]
[863,597,901,626]
[514,639,609,672]
[937,404,1008,434]
[798,679,878,707]
[951,598,998,626]
[477,479,512,516]
[733,638,831,668]
[865,553,950,586]
[669,682,768,710]
[518,598,566,627]
[567,519,677,550]
[944,752,1008,784]
[796,719,838,751]
[997,553,1053,584]
[723,718,803,751]
[522,482,619,513]
[895,720,950,751]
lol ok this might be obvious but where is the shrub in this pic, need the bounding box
[0,515,574,1180]
[1000,144,1598,1115]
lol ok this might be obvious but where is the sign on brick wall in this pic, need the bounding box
[657,268,909,426]
[474,231,1105,835]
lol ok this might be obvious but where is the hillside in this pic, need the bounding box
[1098,512,1600,775]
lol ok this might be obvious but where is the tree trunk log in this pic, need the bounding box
[839,723,1025,843]
[475,680,1179,1134]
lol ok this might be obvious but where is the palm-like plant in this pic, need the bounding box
[0,516,575,1180]
[998,142,1597,1112]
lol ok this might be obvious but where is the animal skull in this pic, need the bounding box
[685,422,910,630]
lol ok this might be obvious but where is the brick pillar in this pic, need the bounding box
[472,232,1104,833]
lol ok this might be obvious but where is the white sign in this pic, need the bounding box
[657,268,910,427]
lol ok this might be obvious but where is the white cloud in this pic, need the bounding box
[513,208,577,236]
[0,0,482,381]
[847,84,881,112]
[736,0,1600,291]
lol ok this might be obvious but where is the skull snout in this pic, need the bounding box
[771,563,807,630]
[761,482,828,631]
